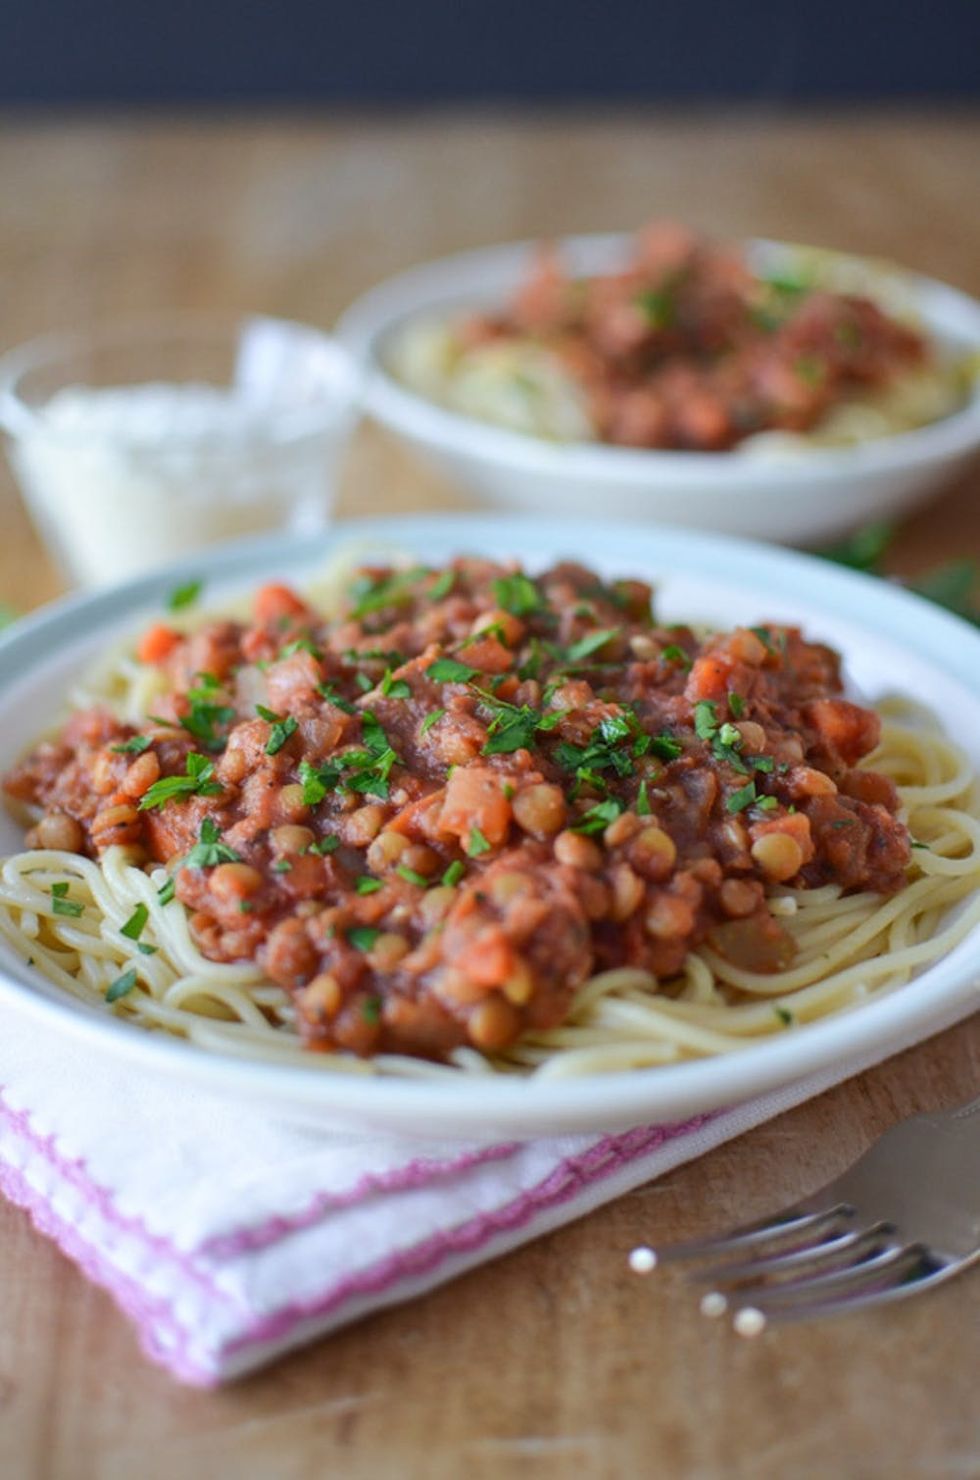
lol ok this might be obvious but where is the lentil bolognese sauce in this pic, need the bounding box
[1,558,978,1076]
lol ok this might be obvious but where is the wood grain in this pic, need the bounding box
[0,109,978,1480]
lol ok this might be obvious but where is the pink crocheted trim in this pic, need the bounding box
[0,1090,235,1309]
[0,1155,215,1386]
[199,1141,521,1259]
[219,1113,710,1368]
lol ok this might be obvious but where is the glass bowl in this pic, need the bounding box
[0,314,361,588]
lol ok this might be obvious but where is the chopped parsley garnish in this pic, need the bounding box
[157,877,176,905]
[361,995,382,1024]
[755,795,779,811]
[565,628,619,664]
[774,1006,794,1026]
[138,943,158,956]
[427,657,478,684]
[750,626,781,654]
[111,735,152,755]
[420,708,445,736]
[660,644,692,671]
[50,882,84,918]
[271,859,292,873]
[378,669,411,699]
[166,578,203,612]
[140,753,223,811]
[694,701,718,741]
[349,566,426,620]
[442,860,465,887]
[794,355,826,386]
[120,904,149,942]
[354,673,373,693]
[397,865,431,887]
[726,782,757,813]
[467,826,491,857]
[298,713,399,803]
[184,817,241,870]
[429,569,455,600]
[636,780,651,816]
[910,840,931,850]
[279,636,321,660]
[348,926,380,952]
[492,572,544,617]
[317,683,357,715]
[355,876,383,895]
[573,799,623,835]
[555,710,640,792]
[308,834,341,855]
[649,733,683,762]
[299,759,338,807]
[106,968,139,1003]
[635,287,676,329]
[256,705,299,756]
[727,692,746,718]
[179,675,235,753]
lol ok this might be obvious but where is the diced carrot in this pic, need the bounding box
[137,624,181,665]
[254,583,309,625]
[439,766,512,846]
[684,654,733,705]
[459,635,513,674]
[806,699,880,765]
[453,928,516,987]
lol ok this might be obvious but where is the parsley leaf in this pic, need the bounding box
[140,753,223,811]
[307,834,341,855]
[157,877,176,905]
[636,780,651,816]
[420,708,445,736]
[726,782,757,813]
[111,735,152,755]
[257,706,299,756]
[397,864,431,887]
[50,882,84,918]
[120,904,149,941]
[572,799,623,835]
[349,566,426,620]
[355,876,383,895]
[727,692,746,718]
[660,644,692,671]
[430,569,455,600]
[694,701,718,741]
[442,860,465,887]
[184,817,241,870]
[167,578,203,612]
[106,968,139,1003]
[427,657,478,683]
[348,925,380,952]
[565,628,619,663]
[492,572,544,617]
[380,669,412,699]
[317,683,357,715]
[467,826,491,857]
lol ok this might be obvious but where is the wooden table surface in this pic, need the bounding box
[0,109,978,1480]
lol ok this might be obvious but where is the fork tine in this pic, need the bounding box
[726,1252,952,1333]
[651,1203,848,1264]
[718,1242,924,1316]
[691,1222,893,1291]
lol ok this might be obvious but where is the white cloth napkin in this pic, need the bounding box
[0,999,974,1386]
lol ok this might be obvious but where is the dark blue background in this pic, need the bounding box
[3,0,978,105]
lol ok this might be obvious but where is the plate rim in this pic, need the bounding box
[336,231,980,486]
[1,511,978,1133]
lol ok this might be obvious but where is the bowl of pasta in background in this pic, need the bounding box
[0,512,978,1140]
[337,234,980,545]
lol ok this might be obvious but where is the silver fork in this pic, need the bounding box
[629,1095,980,1335]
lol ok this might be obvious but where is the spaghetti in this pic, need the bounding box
[1,560,978,1079]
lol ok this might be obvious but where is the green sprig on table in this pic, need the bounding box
[820,523,980,627]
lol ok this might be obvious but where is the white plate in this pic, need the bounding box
[338,235,980,545]
[0,514,978,1139]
